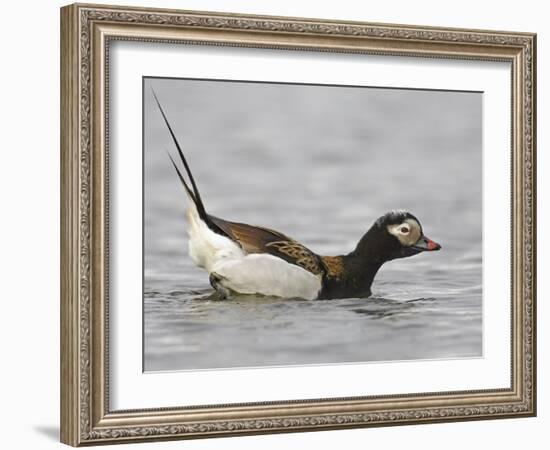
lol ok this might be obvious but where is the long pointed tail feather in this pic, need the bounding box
[151,88,208,218]
[152,88,230,238]
[165,150,196,203]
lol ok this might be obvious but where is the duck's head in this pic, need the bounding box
[353,210,441,263]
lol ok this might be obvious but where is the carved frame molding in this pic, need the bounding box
[60,3,536,446]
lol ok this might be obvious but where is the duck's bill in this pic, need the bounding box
[412,235,441,252]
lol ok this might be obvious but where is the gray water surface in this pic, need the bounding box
[143,76,482,371]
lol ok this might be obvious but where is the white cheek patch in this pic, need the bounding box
[387,219,422,246]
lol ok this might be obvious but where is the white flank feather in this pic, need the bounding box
[186,205,244,272]
[186,204,322,300]
[212,254,322,300]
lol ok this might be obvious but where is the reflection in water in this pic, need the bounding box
[350,301,416,320]
[143,78,483,371]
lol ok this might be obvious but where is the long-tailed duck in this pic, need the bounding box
[153,92,441,300]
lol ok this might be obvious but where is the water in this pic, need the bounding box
[143,76,482,371]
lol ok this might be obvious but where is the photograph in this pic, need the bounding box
[143,77,483,372]
[58,2,536,445]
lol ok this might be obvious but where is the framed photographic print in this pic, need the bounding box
[60,3,537,446]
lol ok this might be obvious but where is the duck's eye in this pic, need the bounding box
[400,226,410,234]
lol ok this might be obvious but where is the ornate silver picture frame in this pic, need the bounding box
[61,3,536,446]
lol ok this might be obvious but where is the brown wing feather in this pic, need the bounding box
[209,216,291,252]
[209,215,324,276]
[320,256,344,279]
[264,241,324,275]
